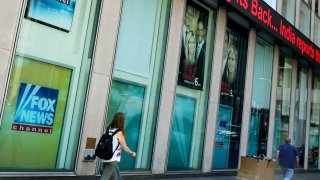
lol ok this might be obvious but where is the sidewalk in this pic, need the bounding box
[154,172,320,180]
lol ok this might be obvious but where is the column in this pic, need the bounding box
[202,6,227,172]
[151,0,185,174]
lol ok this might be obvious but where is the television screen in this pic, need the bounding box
[25,0,76,32]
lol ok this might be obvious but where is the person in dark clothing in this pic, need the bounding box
[275,137,299,180]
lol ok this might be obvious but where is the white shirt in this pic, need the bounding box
[103,128,121,162]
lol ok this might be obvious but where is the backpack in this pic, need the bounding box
[95,127,120,160]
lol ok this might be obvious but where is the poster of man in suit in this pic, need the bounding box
[178,1,208,90]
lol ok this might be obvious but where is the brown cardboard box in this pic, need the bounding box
[265,160,276,180]
[237,169,259,180]
[237,156,276,180]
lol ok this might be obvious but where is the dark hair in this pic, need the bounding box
[109,112,126,136]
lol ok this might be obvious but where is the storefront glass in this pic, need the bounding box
[0,0,101,171]
[213,20,248,169]
[309,75,320,168]
[282,0,296,25]
[315,15,320,47]
[299,1,311,38]
[273,55,292,157]
[263,0,276,10]
[294,66,308,167]
[167,0,216,170]
[105,0,171,170]
[248,39,274,157]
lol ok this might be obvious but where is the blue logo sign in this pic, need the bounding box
[13,83,59,127]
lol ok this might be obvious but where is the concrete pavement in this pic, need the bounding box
[153,173,320,180]
[154,172,320,180]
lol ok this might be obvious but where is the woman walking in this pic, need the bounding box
[100,112,136,180]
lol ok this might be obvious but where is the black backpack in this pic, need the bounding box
[95,127,120,160]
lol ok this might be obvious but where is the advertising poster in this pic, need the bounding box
[178,1,209,90]
[0,56,72,169]
[217,20,248,169]
[25,0,76,32]
[220,21,248,107]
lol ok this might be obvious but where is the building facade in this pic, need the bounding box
[0,0,319,178]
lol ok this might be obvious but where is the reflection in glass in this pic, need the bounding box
[309,75,320,169]
[106,81,145,169]
[213,105,233,168]
[168,96,196,169]
[248,40,273,157]
[263,0,276,10]
[315,15,320,47]
[282,0,295,25]
[294,66,307,167]
[273,56,292,158]
[299,1,311,38]
[213,20,248,169]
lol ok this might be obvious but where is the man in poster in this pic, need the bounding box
[178,3,208,90]
[182,5,195,45]
[195,20,206,87]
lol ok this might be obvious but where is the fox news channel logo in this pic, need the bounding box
[12,83,59,134]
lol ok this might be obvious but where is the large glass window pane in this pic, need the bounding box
[294,66,308,167]
[107,81,145,169]
[273,55,292,158]
[168,96,196,169]
[299,1,311,38]
[0,0,101,171]
[213,20,249,169]
[315,15,320,47]
[167,0,216,170]
[104,0,171,170]
[263,0,276,10]
[309,75,320,169]
[282,0,296,25]
[248,39,274,157]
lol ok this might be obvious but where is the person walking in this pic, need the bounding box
[100,112,136,180]
[276,137,299,180]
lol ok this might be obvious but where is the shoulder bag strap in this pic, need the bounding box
[112,128,121,153]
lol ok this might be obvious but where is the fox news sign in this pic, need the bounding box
[12,83,59,134]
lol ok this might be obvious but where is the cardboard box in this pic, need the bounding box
[265,160,276,180]
[237,169,259,180]
[237,156,276,180]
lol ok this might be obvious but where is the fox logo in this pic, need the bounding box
[13,83,59,127]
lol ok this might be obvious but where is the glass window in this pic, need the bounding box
[168,95,197,169]
[309,75,320,169]
[315,15,320,47]
[213,20,249,169]
[167,0,216,170]
[294,66,308,167]
[104,0,171,170]
[282,0,296,25]
[0,0,101,171]
[273,55,292,158]
[248,39,274,157]
[299,1,311,38]
[263,0,276,10]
